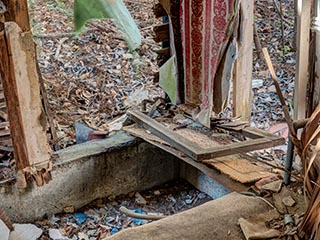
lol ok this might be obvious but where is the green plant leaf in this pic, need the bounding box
[74,0,141,51]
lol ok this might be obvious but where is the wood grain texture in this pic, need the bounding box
[294,0,311,120]
[4,22,51,170]
[207,158,275,183]
[2,0,30,32]
[0,27,29,170]
[128,110,285,161]
[233,0,254,121]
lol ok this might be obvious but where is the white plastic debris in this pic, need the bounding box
[9,224,42,240]
[0,219,10,240]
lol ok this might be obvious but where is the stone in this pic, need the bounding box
[0,219,10,240]
[261,180,283,193]
[9,224,42,240]
[135,192,147,205]
[282,196,296,207]
[154,190,161,196]
[64,206,75,213]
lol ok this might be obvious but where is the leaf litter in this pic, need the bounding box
[28,0,164,149]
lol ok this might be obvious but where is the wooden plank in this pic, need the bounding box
[242,127,286,144]
[233,0,254,121]
[0,122,9,129]
[0,129,10,137]
[0,24,29,170]
[294,0,311,120]
[206,158,275,183]
[197,138,278,161]
[0,18,51,174]
[128,110,285,161]
[127,110,201,160]
[124,124,248,191]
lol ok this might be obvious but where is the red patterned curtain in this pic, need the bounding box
[180,0,238,126]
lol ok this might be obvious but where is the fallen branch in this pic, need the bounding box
[253,23,264,60]
[262,48,299,146]
[119,206,166,220]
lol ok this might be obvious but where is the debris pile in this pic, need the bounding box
[1,179,212,240]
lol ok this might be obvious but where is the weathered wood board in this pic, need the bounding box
[124,124,275,184]
[127,110,285,161]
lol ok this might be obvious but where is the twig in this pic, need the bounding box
[253,23,264,60]
[262,48,297,140]
[279,0,285,50]
[0,177,15,185]
[272,0,294,25]
[119,206,166,220]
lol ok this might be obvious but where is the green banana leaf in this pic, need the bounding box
[74,0,141,51]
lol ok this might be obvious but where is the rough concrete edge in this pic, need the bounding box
[53,131,137,167]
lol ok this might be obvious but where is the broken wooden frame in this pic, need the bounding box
[127,110,285,162]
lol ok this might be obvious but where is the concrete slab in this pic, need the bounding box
[0,132,180,222]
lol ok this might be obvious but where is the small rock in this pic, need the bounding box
[197,193,207,199]
[9,224,42,240]
[49,229,69,240]
[0,219,10,240]
[168,195,176,203]
[78,232,89,240]
[154,190,161,196]
[135,192,147,205]
[262,180,283,193]
[64,206,75,213]
[282,196,296,207]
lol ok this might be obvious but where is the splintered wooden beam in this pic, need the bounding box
[0,25,29,171]
[127,110,285,161]
[0,0,51,187]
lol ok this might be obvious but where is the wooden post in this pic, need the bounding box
[0,1,51,187]
[294,0,311,120]
[233,0,254,121]
[311,0,320,111]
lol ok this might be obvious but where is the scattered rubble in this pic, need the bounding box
[30,179,212,239]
